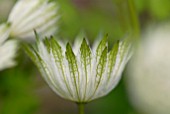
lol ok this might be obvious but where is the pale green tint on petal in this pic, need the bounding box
[90,41,119,96]
[73,31,87,55]
[80,39,92,101]
[107,41,119,82]
[0,40,18,71]
[103,39,132,96]
[49,37,73,98]
[88,47,108,101]
[96,34,108,61]
[0,23,18,71]
[8,0,44,25]
[91,32,104,53]
[0,23,10,44]
[25,36,72,100]
[24,34,75,100]
[65,43,80,101]
[23,44,37,63]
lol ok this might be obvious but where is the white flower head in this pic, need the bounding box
[127,24,170,114]
[25,34,131,103]
[0,23,18,71]
[8,0,59,41]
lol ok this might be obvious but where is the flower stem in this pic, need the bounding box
[77,103,85,114]
[114,0,140,40]
[127,0,140,39]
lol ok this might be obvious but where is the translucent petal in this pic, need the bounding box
[65,43,81,101]
[8,0,59,41]
[0,40,18,71]
[79,39,92,101]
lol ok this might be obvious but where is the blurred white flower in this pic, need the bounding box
[127,25,170,114]
[0,0,15,19]
[8,0,59,41]
[25,34,131,103]
[0,23,18,71]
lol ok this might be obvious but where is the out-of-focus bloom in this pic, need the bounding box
[127,25,170,114]
[8,0,59,41]
[25,34,131,103]
[0,0,14,19]
[0,23,18,71]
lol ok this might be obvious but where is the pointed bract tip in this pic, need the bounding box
[34,30,40,43]
[82,38,87,44]
[66,42,72,49]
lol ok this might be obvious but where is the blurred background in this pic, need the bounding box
[0,0,170,114]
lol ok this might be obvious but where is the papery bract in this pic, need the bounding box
[0,23,18,71]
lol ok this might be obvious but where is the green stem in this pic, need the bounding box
[114,0,140,41]
[127,0,140,39]
[77,103,85,114]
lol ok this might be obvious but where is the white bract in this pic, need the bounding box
[0,23,18,71]
[8,0,59,41]
[25,34,131,103]
[127,25,170,114]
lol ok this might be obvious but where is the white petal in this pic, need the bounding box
[0,40,18,71]
[73,32,86,55]
[0,23,10,44]
[37,41,72,100]
[8,0,42,25]
[8,0,59,41]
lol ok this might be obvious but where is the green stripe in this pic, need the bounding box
[66,43,80,101]
[50,37,73,98]
[88,47,108,101]
[96,34,108,61]
[33,46,65,96]
[107,41,119,83]
[80,38,92,101]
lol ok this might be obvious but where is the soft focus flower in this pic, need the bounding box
[0,0,14,19]
[127,25,170,114]
[8,0,59,41]
[0,23,18,71]
[25,34,131,103]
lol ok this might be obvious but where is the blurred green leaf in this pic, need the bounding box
[0,50,39,114]
[149,0,170,20]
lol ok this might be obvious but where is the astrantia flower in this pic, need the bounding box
[0,23,18,71]
[25,34,131,103]
[8,0,59,41]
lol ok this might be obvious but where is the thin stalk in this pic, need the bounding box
[114,0,140,40]
[114,0,129,34]
[77,103,85,114]
[127,0,140,39]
